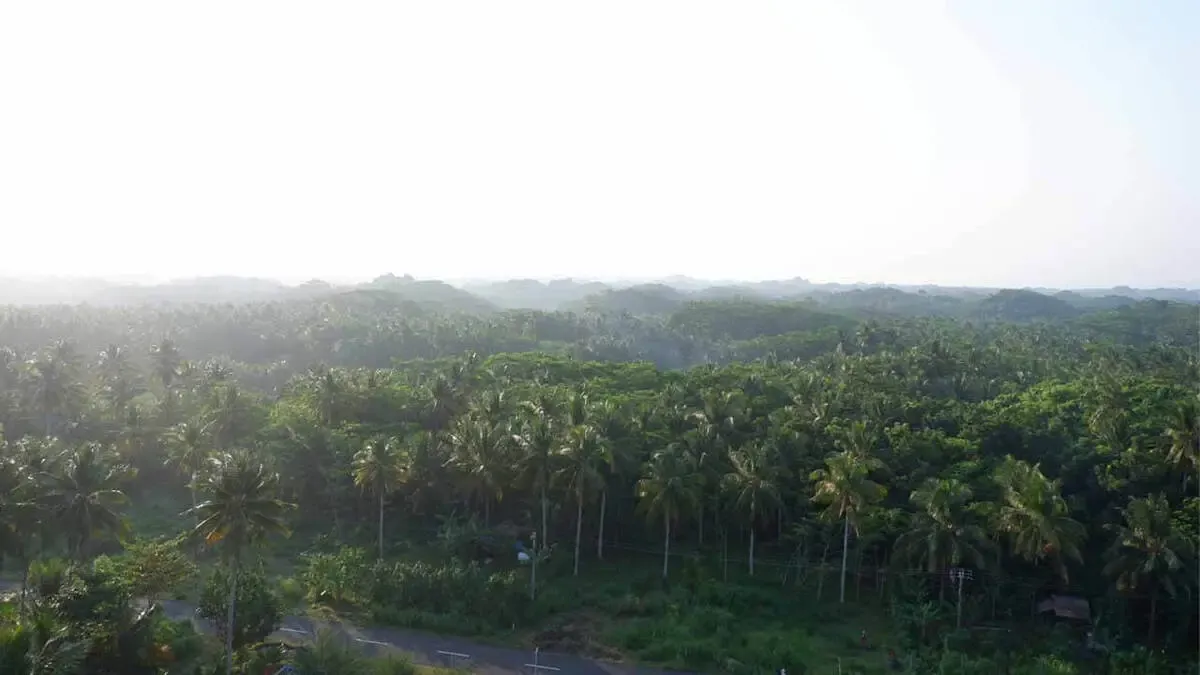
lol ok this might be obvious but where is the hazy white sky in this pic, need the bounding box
[1,1,1195,288]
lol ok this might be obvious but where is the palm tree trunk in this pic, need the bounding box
[855,546,864,600]
[597,489,606,560]
[225,556,240,675]
[540,485,548,553]
[698,503,704,547]
[722,527,729,581]
[191,478,201,558]
[817,538,830,603]
[484,495,490,527]
[839,516,850,604]
[748,503,756,577]
[19,557,30,624]
[573,490,583,576]
[749,527,756,577]
[378,490,385,559]
[1149,582,1159,646]
[662,513,671,579]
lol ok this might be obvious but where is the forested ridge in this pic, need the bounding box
[0,281,1197,675]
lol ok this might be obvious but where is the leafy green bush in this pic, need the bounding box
[93,538,197,604]
[298,546,371,604]
[366,559,528,633]
[198,564,282,650]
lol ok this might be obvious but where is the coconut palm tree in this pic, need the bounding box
[97,344,140,421]
[317,366,345,426]
[590,398,630,561]
[513,394,561,552]
[1103,493,1193,646]
[810,450,886,603]
[0,455,42,623]
[163,420,210,520]
[150,339,182,393]
[637,447,703,579]
[556,424,611,576]
[895,478,990,606]
[1162,396,1199,493]
[991,457,1086,582]
[446,414,508,526]
[25,352,82,438]
[40,443,131,560]
[204,384,249,451]
[689,389,744,546]
[721,442,783,576]
[352,434,408,559]
[189,450,293,675]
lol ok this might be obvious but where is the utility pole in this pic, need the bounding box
[950,568,974,628]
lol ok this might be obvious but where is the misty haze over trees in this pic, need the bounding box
[0,270,1196,673]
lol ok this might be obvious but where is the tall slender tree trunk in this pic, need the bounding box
[817,538,830,603]
[573,490,583,576]
[190,478,201,558]
[956,572,965,628]
[225,555,240,675]
[484,495,490,527]
[597,490,606,560]
[698,503,704,547]
[19,557,30,624]
[540,485,548,553]
[855,546,864,600]
[748,503,756,577]
[378,490,385,559]
[748,527,756,577]
[1149,582,1159,647]
[722,527,729,581]
[839,516,850,604]
[662,513,671,579]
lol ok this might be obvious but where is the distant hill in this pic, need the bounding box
[364,275,496,313]
[976,289,1082,322]
[1052,291,1138,311]
[806,287,973,318]
[466,278,609,311]
[0,275,1195,316]
[573,284,689,315]
[667,300,853,340]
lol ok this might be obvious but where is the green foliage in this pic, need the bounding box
[289,629,369,674]
[198,565,282,651]
[1,283,1198,672]
[298,546,372,605]
[93,538,196,603]
[367,559,529,633]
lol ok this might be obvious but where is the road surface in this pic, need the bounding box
[2,582,682,675]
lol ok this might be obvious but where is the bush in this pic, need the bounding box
[298,546,372,604]
[366,559,528,633]
[371,653,418,675]
[94,538,197,604]
[198,564,282,650]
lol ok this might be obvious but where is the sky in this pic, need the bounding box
[1,1,1196,288]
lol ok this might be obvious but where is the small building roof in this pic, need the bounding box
[1037,594,1091,622]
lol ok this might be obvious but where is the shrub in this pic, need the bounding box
[198,564,282,650]
[299,546,372,605]
[366,559,528,632]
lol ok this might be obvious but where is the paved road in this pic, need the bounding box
[2,582,681,675]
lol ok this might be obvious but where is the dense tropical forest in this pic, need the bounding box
[0,276,1196,675]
